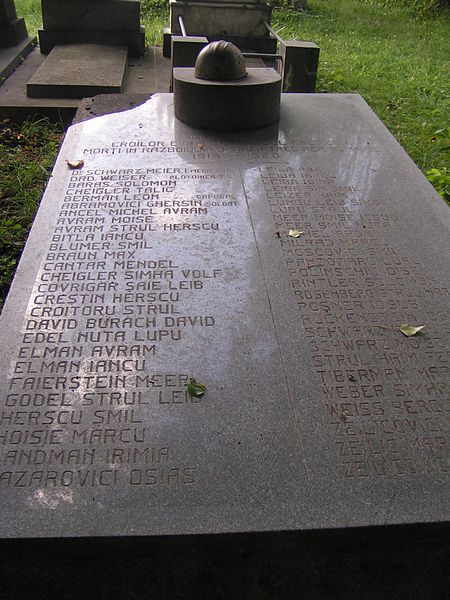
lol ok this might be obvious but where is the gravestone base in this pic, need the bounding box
[27,44,128,99]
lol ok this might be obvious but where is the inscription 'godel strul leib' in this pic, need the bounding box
[0,94,448,538]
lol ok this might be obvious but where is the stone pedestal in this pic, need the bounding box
[38,0,145,56]
[174,66,281,128]
[278,40,320,93]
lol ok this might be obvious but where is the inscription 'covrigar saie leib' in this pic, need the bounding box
[1,159,237,490]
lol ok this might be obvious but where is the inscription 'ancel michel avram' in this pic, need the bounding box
[0,94,448,538]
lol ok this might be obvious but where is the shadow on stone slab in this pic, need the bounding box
[0,524,448,599]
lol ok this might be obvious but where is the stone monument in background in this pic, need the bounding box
[26,0,145,99]
[0,0,36,83]
[38,0,145,56]
[169,0,275,53]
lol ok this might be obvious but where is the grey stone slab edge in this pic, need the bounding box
[72,93,153,124]
[0,36,36,84]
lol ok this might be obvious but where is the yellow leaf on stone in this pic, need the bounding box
[67,159,84,169]
[289,229,303,238]
[187,377,206,398]
[399,324,424,337]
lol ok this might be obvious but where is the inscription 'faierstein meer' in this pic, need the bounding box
[0,94,448,538]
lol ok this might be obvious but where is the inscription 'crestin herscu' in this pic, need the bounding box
[1,159,237,489]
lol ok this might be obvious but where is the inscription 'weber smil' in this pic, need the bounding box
[254,165,448,480]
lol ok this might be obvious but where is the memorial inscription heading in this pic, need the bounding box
[0,94,448,538]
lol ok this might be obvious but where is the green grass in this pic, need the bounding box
[0,118,62,311]
[272,0,449,181]
[15,0,42,37]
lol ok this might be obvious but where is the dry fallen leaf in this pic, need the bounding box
[67,159,84,169]
[187,377,206,398]
[197,143,204,150]
[289,229,303,238]
[399,324,425,337]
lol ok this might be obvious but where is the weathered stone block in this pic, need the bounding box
[279,40,320,93]
[38,26,145,56]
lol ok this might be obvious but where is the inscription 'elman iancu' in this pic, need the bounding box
[1,159,236,489]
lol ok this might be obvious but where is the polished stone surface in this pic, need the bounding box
[279,40,320,93]
[0,94,448,541]
[27,44,128,99]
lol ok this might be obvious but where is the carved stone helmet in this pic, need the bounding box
[195,41,247,82]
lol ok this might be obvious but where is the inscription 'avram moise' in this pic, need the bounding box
[1,160,235,489]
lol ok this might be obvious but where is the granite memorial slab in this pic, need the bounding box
[0,95,448,584]
[27,44,128,99]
